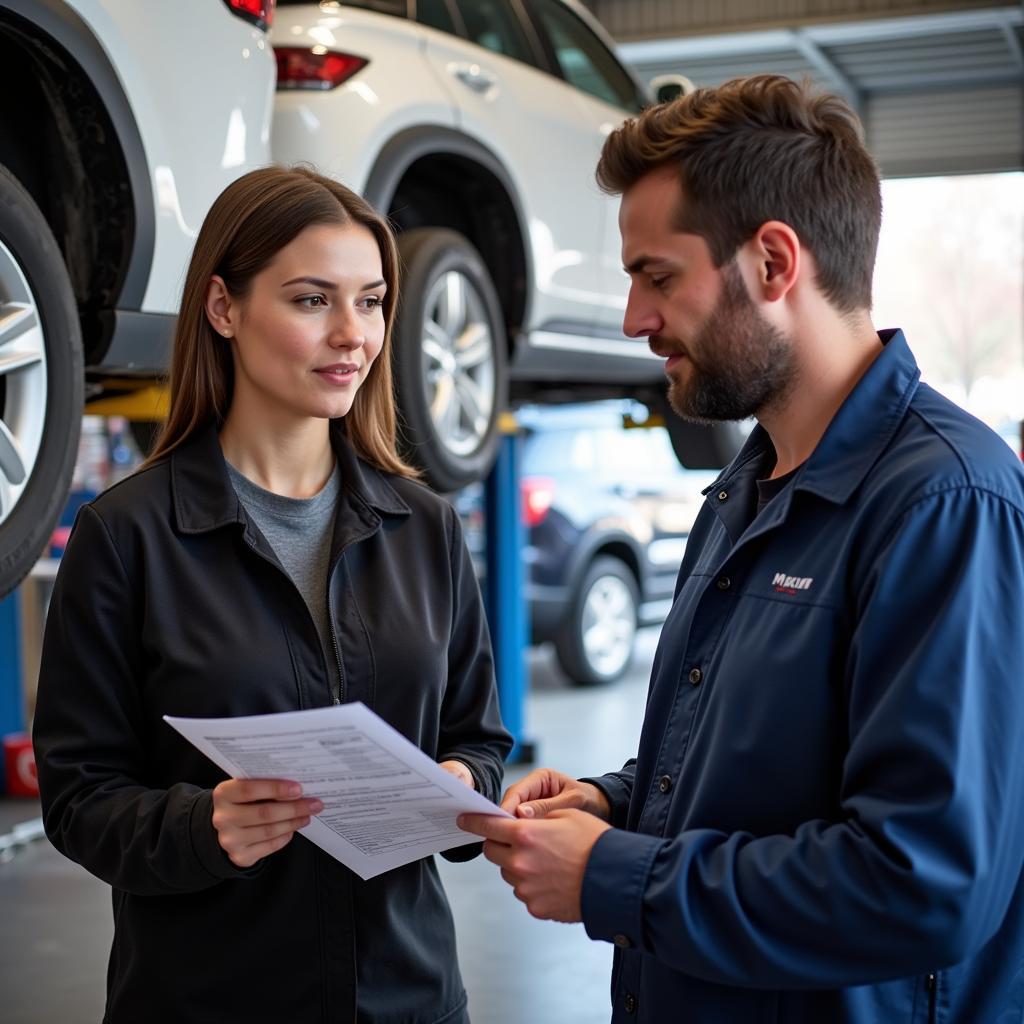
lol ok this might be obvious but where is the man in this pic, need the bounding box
[459,75,1024,1021]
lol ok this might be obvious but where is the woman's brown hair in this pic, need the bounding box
[142,165,416,477]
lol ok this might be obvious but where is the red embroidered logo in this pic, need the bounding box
[772,572,813,594]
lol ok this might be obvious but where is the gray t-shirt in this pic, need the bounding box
[226,460,343,701]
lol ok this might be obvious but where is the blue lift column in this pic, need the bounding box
[483,422,536,765]
[0,594,23,736]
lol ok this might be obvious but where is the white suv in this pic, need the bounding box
[0,0,276,595]
[272,0,738,492]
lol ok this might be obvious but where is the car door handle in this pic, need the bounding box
[448,62,498,94]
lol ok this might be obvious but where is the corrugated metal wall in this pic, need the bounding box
[587,0,1010,41]
[611,5,1024,176]
[868,85,1023,176]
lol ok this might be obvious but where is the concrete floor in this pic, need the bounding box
[0,629,657,1024]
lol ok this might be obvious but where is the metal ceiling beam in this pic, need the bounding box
[617,6,1023,67]
[1001,15,1024,69]
[594,0,1019,43]
[790,28,861,108]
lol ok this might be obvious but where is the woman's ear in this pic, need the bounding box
[743,221,801,303]
[204,275,236,338]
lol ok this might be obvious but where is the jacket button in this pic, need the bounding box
[688,667,702,685]
[717,490,728,502]
[659,775,672,793]
[716,576,731,591]
[624,993,638,1014]
[613,933,632,949]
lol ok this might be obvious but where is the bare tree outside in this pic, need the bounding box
[873,173,1024,444]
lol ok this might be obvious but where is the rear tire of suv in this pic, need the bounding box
[0,166,83,597]
[659,398,746,470]
[393,228,507,493]
[556,555,639,686]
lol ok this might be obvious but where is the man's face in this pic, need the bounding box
[619,166,797,423]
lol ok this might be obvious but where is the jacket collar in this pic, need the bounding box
[170,421,411,536]
[707,328,921,508]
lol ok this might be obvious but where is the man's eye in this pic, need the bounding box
[650,276,670,291]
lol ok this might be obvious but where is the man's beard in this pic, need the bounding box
[663,260,798,423]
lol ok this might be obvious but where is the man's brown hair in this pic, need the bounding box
[597,74,881,313]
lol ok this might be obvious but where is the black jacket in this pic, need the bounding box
[34,424,512,1024]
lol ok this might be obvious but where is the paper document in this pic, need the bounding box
[164,703,510,880]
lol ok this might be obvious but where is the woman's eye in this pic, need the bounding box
[361,296,384,310]
[298,295,327,308]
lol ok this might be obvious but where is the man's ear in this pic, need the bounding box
[742,221,801,303]
[204,275,237,338]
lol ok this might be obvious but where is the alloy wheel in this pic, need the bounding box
[581,572,637,679]
[421,269,496,459]
[0,239,47,525]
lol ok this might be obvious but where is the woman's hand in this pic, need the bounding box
[211,778,324,868]
[439,760,476,790]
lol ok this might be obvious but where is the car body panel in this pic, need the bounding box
[269,1,668,391]
[64,0,276,314]
[272,7,459,196]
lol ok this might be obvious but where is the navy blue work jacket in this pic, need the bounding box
[581,331,1024,1023]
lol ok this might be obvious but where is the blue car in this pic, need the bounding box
[460,403,718,686]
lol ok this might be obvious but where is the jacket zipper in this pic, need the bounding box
[245,534,338,706]
[926,972,937,1023]
[327,586,345,705]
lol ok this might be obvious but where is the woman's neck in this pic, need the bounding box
[219,410,335,498]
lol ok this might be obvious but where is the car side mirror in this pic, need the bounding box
[649,74,696,104]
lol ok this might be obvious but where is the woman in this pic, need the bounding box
[33,166,511,1023]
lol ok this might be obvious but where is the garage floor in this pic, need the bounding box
[0,630,657,1024]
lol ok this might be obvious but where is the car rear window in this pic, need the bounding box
[526,426,686,479]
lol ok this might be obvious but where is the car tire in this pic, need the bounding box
[393,228,507,493]
[659,397,745,470]
[0,165,83,597]
[555,555,639,686]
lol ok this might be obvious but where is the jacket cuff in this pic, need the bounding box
[440,840,483,863]
[437,754,485,797]
[581,827,664,949]
[580,774,632,829]
[437,755,486,863]
[187,789,263,881]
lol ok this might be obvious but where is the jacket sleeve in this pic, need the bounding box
[437,506,514,862]
[33,504,253,895]
[581,486,1024,987]
[581,762,636,828]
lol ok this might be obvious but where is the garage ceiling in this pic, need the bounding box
[613,6,1023,177]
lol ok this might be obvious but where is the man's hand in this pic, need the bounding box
[500,767,611,821]
[439,760,475,789]
[458,809,611,922]
[211,778,323,868]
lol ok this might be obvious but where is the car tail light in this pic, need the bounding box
[275,47,368,90]
[522,477,555,528]
[223,0,275,31]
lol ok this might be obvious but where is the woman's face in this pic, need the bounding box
[214,221,387,425]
